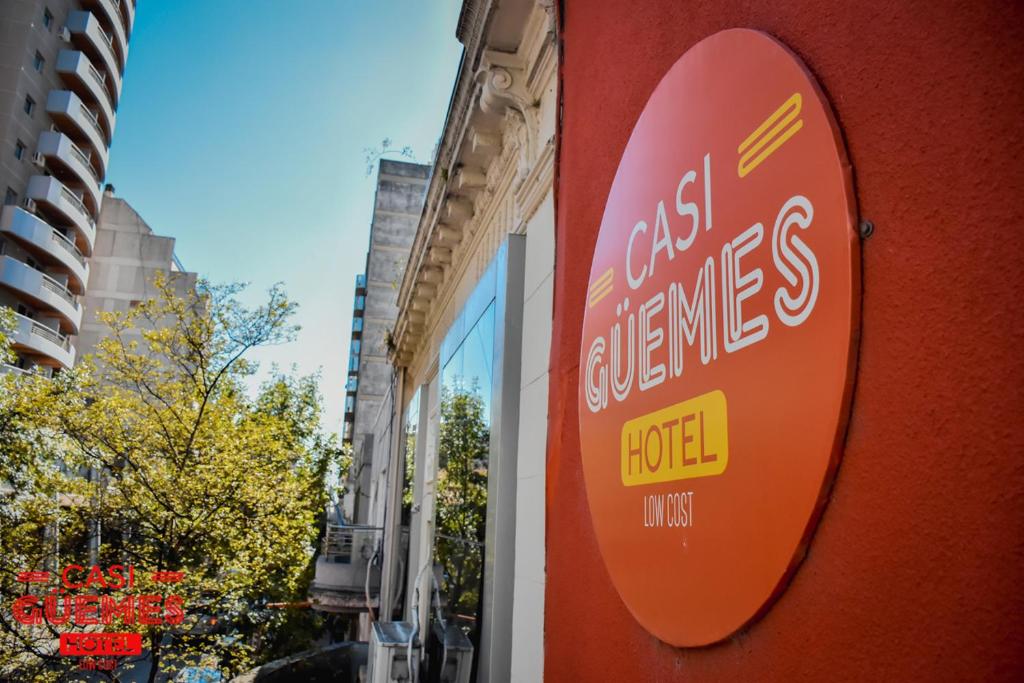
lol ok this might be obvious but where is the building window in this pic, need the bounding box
[14,141,25,160]
[401,389,421,530]
[33,52,45,73]
[23,95,35,117]
[43,8,53,29]
[4,188,17,206]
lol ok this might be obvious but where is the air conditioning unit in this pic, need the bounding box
[22,198,37,212]
[368,622,419,683]
[31,153,46,168]
[429,622,473,683]
[58,26,71,41]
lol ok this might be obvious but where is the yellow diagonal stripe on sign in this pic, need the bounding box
[588,268,614,308]
[737,92,803,178]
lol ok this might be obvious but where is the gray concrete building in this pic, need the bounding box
[76,191,197,359]
[0,0,133,375]
[310,160,428,629]
[344,158,431,525]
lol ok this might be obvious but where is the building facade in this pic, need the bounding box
[544,1,1024,681]
[361,1,558,680]
[310,161,429,633]
[344,159,430,525]
[342,272,367,444]
[75,191,196,359]
[353,2,1024,681]
[0,0,133,375]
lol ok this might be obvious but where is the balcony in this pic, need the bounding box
[120,0,135,36]
[309,525,383,613]
[0,364,33,378]
[0,256,82,334]
[56,50,116,140]
[26,176,96,253]
[67,11,122,106]
[46,90,109,175]
[80,0,128,71]
[0,206,89,292]
[9,312,76,369]
[36,132,102,214]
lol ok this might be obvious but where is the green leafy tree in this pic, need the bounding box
[434,382,489,628]
[0,276,340,682]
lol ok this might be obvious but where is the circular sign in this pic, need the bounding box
[577,29,859,646]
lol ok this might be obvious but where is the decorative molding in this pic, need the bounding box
[392,1,557,370]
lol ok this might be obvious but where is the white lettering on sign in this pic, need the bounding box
[643,491,695,528]
[586,152,820,414]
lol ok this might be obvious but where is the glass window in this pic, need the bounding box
[14,141,25,160]
[4,188,17,206]
[354,295,365,311]
[434,291,497,660]
[33,52,44,73]
[346,375,358,393]
[352,317,363,333]
[348,354,359,373]
[43,8,53,29]
[23,95,35,117]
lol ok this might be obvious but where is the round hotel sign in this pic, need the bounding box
[577,29,859,646]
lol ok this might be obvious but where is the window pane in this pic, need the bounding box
[434,299,495,656]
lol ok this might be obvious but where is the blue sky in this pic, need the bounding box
[106,1,464,431]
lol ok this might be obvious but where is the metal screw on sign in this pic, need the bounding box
[859,219,875,239]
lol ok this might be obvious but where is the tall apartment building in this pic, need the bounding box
[342,272,367,444]
[342,159,430,525]
[76,190,196,358]
[0,0,133,376]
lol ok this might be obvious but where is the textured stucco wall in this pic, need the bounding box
[547,1,1024,680]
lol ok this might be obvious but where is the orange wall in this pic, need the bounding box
[546,1,1024,679]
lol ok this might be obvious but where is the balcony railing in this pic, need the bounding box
[17,313,70,350]
[87,62,106,89]
[59,186,95,229]
[79,104,107,145]
[51,229,87,268]
[55,51,116,139]
[1,206,89,291]
[47,90,110,174]
[67,11,122,103]
[40,273,76,306]
[0,364,31,378]
[321,524,384,563]
[67,142,99,184]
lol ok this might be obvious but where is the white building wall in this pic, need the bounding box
[510,193,553,682]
